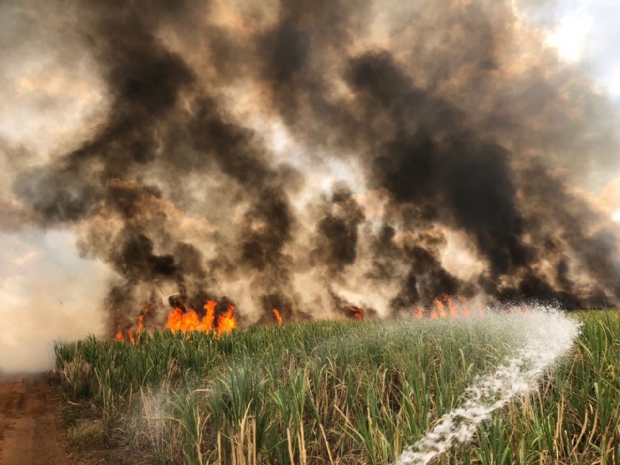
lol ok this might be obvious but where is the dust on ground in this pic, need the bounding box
[0,374,71,465]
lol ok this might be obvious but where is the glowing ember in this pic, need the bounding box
[348,306,364,321]
[414,308,423,319]
[273,308,283,326]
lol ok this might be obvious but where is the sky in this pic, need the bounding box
[535,0,620,95]
[0,0,619,372]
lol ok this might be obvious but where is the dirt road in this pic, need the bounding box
[0,374,70,465]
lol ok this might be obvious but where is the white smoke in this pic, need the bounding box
[0,229,109,373]
[393,309,580,465]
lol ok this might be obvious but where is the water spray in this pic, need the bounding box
[393,308,580,465]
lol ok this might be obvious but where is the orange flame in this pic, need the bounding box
[446,295,458,318]
[115,305,153,342]
[114,298,243,341]
[114,294,537,341]
[202,300,216,331]
[459,297,471,317]
[435,299,447,318]
[165,300,222,333]
[217,304,237,334]
[166,308,201,332]
[348,306,364,320]
[136,305,153,333]
[114,310,123,341]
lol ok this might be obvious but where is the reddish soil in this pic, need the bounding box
[0,374,71,465]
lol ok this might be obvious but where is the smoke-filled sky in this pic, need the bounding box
[1,0,620,372]
[522,0,620,95]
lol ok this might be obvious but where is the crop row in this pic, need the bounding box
[55,312,620,464]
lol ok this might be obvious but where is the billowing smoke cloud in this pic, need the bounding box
[4,0,620,334]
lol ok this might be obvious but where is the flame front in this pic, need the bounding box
[116,305,152,343]
[435,299,447,318]
[165,300,233,334]
[114,295,530,342]
[166,308,201,332]
[459,298,471,317]
[217,304,237,334]
[136,305,153,333]
[114,311,123,341]
[202,300,216,331]
[446,295,458,317]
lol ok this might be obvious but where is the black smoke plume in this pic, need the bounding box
[7,0,620,330]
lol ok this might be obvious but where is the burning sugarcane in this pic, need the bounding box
[113,295,536,343]
[348,306,364,321]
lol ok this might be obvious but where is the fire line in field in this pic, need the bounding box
[165,300,239,334]
[113,295,532,342]
[114,299,237,342]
